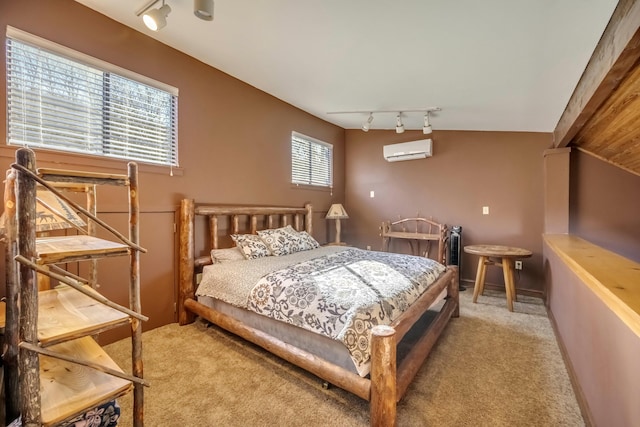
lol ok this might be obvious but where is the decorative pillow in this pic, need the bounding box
[210,247,246,264]
[231,234,272,260]
[298,231,320,250]
[257,225,305,256]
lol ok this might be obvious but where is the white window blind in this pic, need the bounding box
[291,131,332,187]
[6,30,178,166]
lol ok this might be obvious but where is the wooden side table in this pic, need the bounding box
[464,244,532,311]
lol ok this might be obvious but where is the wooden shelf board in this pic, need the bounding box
[382,231,441,241]
[36,235,130,264]
[544,234,640,337]
[37,168,128,184]
[38,285,130,346]
[40,336,132,427]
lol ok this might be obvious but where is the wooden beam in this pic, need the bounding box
[178,199,196,326]
[554,0,640,147]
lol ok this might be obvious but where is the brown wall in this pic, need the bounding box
[569,150,640,263]
[0,0,345,341]
[344,129,551,294]
[544,240,640,427]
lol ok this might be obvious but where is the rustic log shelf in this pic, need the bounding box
[2,148,147,426]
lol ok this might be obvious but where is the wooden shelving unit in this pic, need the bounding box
[3,148,148,426]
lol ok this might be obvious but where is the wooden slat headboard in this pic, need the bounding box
[195,204,313,250]
[177,199,313,324]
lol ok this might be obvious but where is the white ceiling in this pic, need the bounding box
[74,0,618,133]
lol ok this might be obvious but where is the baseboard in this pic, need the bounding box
[546,307,595,427]
[459,279,544,299]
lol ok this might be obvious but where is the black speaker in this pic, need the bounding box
[448,226,465,291]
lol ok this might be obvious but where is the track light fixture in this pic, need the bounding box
[362,113,374,132]
[194,0,214,21]
[142,1,171,31]
[395,114,405,134]
[136,0,214,31]
[327,107,441,132]
[423,112,433,135]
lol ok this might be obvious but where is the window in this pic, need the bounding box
[6,28,178,167]
[291,132,332,188]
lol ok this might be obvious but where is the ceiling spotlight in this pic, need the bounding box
[194,0,214,21]
[423,112,433,135]
[395,114,405,134]
[362,113,374,132]
[143,2,171,31]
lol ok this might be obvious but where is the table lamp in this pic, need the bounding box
[325,203,349,245]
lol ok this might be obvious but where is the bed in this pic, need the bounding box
[177,200,459,426]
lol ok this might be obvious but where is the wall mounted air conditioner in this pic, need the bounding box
[383,139,433,162]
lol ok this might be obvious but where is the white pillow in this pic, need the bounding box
[231,234,272,260]
[298,231,320,250]
[257,225,304,256]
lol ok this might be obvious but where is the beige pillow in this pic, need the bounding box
[210,247,245,263]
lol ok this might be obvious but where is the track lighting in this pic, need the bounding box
[327,107,441,132]
[362,113,374,132]
[194,0,214,21]
[395,114,405,134]
[143,2,171,31]
[423,112,433,135]
[136,0,214,31]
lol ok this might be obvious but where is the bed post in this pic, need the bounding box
[448,265,460,318]
[304,203,313,235]
[370,325,397,427]
[178,199,196,325]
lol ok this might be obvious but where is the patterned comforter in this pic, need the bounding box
[245,248,446,376]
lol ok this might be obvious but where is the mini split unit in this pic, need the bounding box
[383,139,432,162]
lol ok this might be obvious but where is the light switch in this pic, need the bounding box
[370,190,375,198]
[482,206,489,215]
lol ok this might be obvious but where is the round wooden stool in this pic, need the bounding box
[464,244,532,311]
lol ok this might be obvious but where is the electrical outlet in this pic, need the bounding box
[515,260,523,270]
[366,245,371,250]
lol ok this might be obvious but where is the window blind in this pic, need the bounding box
[291,132,332,187]
[6,31,178,167]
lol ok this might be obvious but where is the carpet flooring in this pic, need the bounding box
[104,289,584,426]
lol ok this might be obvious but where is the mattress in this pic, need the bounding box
[196,246,447,376]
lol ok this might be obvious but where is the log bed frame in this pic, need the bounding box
[177,199,459,426]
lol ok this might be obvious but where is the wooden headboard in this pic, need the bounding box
[177,199,313,324]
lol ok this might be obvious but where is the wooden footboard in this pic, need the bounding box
[177,199,459,427]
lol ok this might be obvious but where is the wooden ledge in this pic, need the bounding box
[544,234,640,337]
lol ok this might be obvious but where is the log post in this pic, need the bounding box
[232,215,239,234]
[128,162,144,427]
[448,265,460,318]
[209,216,218,249]
[16,148,41,426]
[304,203,313,235]
[3,169,20,423]
[370,325,397,427]
[87,184,98,287]
[178,199,196,325]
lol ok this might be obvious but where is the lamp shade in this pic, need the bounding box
[0,190,86,236]
[325,203,349,219]
[35,190,86,232]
